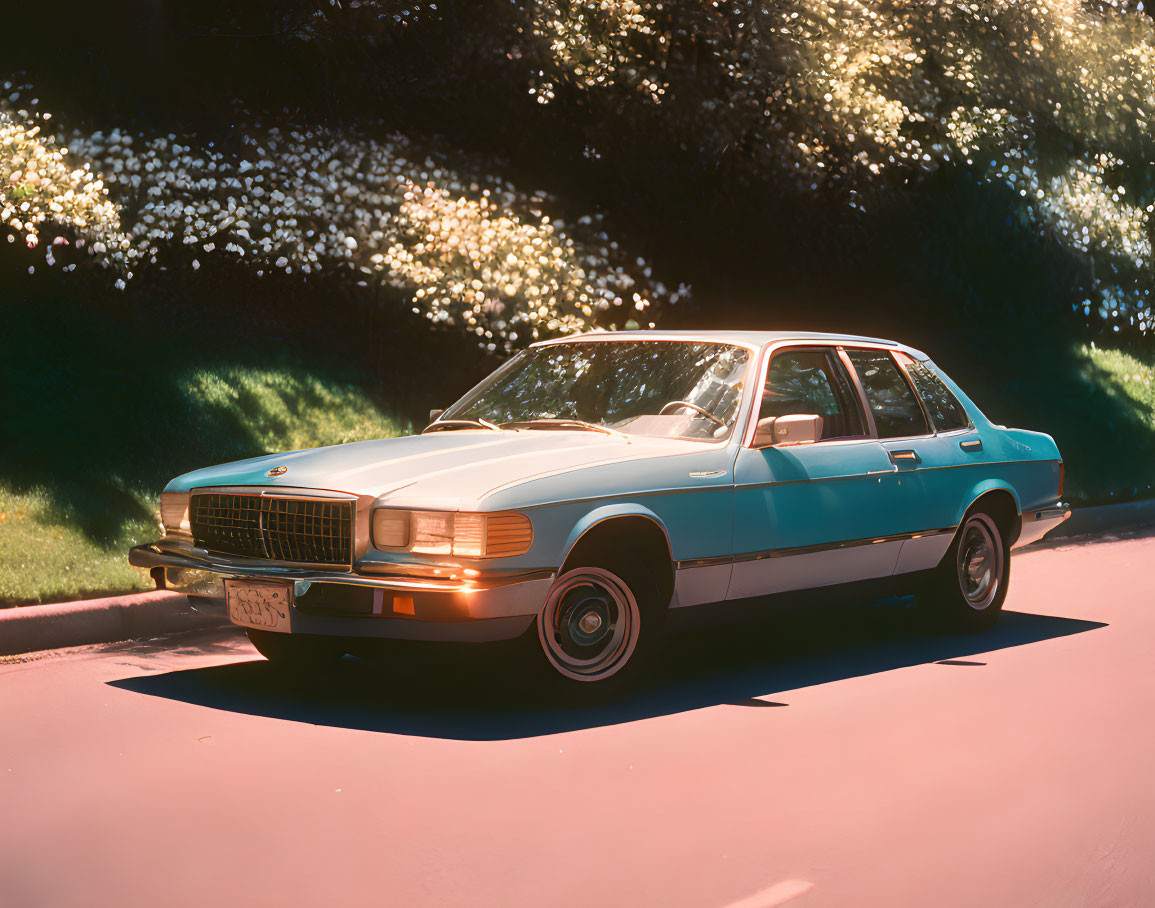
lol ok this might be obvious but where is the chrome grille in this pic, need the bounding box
[190,492,353,567]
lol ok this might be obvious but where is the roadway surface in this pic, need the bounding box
[2,532,1152,907]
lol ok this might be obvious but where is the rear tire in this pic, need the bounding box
[534,554,668,703]
[926,509,1011,632]
[247,629,347,671]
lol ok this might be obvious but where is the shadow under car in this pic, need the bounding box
[108,594,1106,741]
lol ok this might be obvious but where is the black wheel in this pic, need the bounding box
[534,554,667,702]
[926,509,1011,632]
[246,629,347,671]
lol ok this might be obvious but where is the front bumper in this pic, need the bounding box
[1012,501,1072,550]
[129,543,554,643]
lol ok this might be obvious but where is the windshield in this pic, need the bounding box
[441,340,751,441]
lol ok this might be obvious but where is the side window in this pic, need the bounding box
[760,349,866,440]
[903,360,971,433]
[845,349,930,439]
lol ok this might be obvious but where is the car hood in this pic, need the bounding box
[165,429,720,509]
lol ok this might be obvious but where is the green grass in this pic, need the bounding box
[0,484,156,604]
[1078,344,1155,435]
[1066,343,1155,502]
[949,341,1155,508]
[177,366,409,455]
[0,285,411,607]
[0,365,406,605]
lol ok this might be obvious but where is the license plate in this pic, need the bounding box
[225,580,293,633]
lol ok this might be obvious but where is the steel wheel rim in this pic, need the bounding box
[539,567,640,682]
[956,514,1003,611]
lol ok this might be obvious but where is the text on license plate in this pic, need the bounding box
[225,580,293,633]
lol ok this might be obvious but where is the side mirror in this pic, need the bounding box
[428,408,445,424]
[753,414,823,449]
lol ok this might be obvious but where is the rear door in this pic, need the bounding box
[842,348,979,575]
[728,345,899,600]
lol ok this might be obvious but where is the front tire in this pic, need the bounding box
[535,558,666,702]
[927,510,1011,632]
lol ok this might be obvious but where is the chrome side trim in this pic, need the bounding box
[674,526,957,570]
[727,538,904,600]
[675,554,734,570]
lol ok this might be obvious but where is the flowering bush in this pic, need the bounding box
[9,1,1155,339]
[0,106,127,256]
[1,89,679,351]
[381,181,662,343]
[527,0,1155,334]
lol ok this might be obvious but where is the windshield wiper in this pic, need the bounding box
[501,418,627,438]
[423,417,502,433]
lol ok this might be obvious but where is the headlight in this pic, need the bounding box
[372,509,532,558]
[160,491,191,536]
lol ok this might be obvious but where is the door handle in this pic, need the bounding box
[888,449,921,464]
[959,439,983,453]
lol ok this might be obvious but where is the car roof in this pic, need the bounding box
[532,329,930,359]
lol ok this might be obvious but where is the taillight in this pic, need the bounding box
[1058,460,1065,499]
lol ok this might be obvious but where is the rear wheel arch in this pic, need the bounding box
[959,487,1021,547]
[924,496,1014,631]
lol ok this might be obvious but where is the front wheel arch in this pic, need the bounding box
[531,515,675,694]
[560,514,675,609]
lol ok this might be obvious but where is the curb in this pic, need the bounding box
[0,590,229,657]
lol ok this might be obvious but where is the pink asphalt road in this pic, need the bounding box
[2,532,1152,908]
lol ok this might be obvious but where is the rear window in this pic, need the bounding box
[846,349,930,439]
[904,361,971,433]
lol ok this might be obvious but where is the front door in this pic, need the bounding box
[728,346,899,600]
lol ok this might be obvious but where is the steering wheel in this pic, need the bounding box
[658,400,727,428]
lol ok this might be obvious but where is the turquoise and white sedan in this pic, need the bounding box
[130,330,1070,694]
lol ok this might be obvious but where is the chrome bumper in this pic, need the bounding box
[1012,502,1072,550]
[129,543,554,642]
